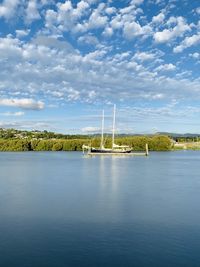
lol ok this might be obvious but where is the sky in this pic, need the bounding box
[0,0,199,134]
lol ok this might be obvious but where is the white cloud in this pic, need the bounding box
[45,9,57,29]
[113,52,131,61]
[26,0,41,23]
[67,88,80,101]
[0,98,45,110]
[59,0,72,12]
[110,14,123,30]
[133,51,156,61]
[0,0,20,19]
[87,5,108,30]
[40,0,50,5]
[131,0,144,5]
[155,63,176,72]
[196,7,200,15]
[85,0,98,4]
[0,25,199,116]
[16,29,30,38]
[0,111,25,116]
[173,33,200,53]
[0,37,22,60]
[152,12,165,24]
[102,26,113,37]
[151,93,165,99]
[43,0,146,37]
[81,126,100,133]
[54,0,90,33]
[105,7,116,15]
[154,17,191,43]
[123,21,152,39]
[154,0,164,4]
[78,34,99,45]
[83,49,107,61]
[108,0,145,38]
[76,0,90,15]
[141,93,165,100]
[190,52,200,59]
[0,120,55,131]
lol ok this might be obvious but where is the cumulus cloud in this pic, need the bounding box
[0,0,20,19]
[0,36,23,61]
[152,12,165,24]
[105,7,116,15]
[155,63,176,72]
[154,17,191,43]
[190,52,200,59]
[173,33,200,53]
[0,99,45,110]
[52,0,91,33]
[196,7,200,15]
[0,31,200,109]
[102,26,113,37]
[78,34,99,45]
[123,21,152,39]
[87,4,108,30]
[45,9,58,29]
[131,0,144,5]
[16,29,30,38]
[26,0,41,23]
[133,51,156,61]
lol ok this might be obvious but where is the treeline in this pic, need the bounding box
[91,135,171,151]
[0,135,172,151]
[171,137,200,143]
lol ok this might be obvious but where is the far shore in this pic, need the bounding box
[1,128,200,152]
[173,142,200,150]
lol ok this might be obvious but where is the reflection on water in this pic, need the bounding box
[0,151,200,267]
[99,156,120,194]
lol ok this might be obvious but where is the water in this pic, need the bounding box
[0,151,200,267]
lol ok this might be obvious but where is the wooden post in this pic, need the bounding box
[145,143,149,156]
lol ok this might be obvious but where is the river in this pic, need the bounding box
[0,151,200,267]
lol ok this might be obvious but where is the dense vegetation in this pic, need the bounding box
[0,135,172,151]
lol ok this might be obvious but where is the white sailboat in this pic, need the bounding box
[82,105,132,154]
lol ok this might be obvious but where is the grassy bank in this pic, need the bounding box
[173,142,200,150]
[0,135,171,152]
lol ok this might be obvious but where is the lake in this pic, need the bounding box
[0,151,200,267]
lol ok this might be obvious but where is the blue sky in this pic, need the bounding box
[0,0,199,134]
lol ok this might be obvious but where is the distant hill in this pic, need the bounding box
[157,132,200,138]
[1,128,200,140]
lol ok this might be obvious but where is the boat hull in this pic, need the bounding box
[90,148,132,154]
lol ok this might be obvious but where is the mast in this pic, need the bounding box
[112,104,116,149]
[100,110,104,149]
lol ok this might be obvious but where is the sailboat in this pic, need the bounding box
[82,105,132,154]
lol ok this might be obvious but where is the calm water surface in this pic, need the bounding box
[0,151,200,267]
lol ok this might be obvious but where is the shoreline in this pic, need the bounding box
[0,135,172,152]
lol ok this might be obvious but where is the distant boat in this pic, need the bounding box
[82,105,132,155]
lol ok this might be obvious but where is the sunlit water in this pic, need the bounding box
[0,151,200,267]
